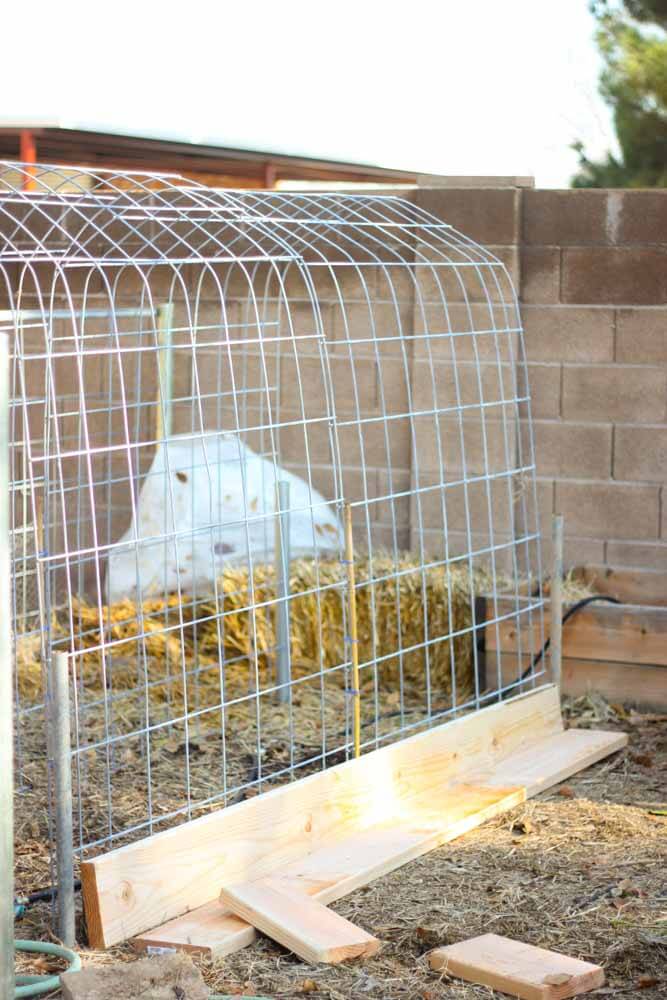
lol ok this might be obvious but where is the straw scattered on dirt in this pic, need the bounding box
[14,694,666,999]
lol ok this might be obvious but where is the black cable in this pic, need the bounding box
[519,594,621,681]
[18,880,82,910]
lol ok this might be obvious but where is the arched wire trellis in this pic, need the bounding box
[1,163,545,873]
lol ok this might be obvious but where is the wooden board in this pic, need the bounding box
[84,684,565,948]
[135,783,525,959]
[485,598,667,667]
[489,651,667,710]
[561,658,667,708]
[429,933,604,999]
[219,877,380,964]
[133,900,255,958]
[143,727,623,963]
[576,565,667,608]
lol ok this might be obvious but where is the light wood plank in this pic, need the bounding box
[133,900,255,957]
[220,878,380,964]
[429,933,604,999]
[84,685,563,948]
[489,728,627,795]
[131,727,626,961]
[134,784,524,959]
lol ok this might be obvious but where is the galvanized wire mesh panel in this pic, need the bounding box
[2,163,545,861]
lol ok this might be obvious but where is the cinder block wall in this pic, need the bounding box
[415,185,667,579]
[520,189,667,576]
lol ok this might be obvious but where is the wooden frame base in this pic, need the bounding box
[82,685,626,960]
[484,596,667,710]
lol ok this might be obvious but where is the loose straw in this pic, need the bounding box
[343,503,361,758]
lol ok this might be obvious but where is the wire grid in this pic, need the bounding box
[2,162,546,859]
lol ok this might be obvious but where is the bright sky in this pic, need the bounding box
[3,0,616,188]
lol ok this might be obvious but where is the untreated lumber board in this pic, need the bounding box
[220,877,380,964]
[152,728,623,962]
[133,900,255,957]
[429,933,605,999]
[216,730,625,963]
[486,597,667,666]
[84,684,565,948]
[135,784,525,958]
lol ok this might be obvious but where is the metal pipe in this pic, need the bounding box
[550,514,564,695]
[0,329,14,997]
[156,302,175,443]
[52,652,76,947]
[275,480,291,703]
[343,504,361,758]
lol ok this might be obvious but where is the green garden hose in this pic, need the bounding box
[14,939,81,998]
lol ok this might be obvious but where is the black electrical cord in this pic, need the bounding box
[519,594,621,681]
[15,880,82,914]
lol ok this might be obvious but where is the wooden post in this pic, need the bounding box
[343,504,361,758]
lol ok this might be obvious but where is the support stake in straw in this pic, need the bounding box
[275,481,291,704]
[344,503,361,758]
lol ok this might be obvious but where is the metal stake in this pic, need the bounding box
[550,514,564,695]
[156,302,175,442]
[0,331,13,997]
[344,504,361,758]
[275,481,291,704]
[51,651,75,946]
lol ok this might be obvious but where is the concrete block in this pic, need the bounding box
[616,308,667,364]
[541,534,607,572]
[612,190,667,244]
[412,303,520,362]
[415,245,518,306]
[606,540,667,571]
[522,190,609,245]
[332,300,413,358]
[520,246,560,304]
[530,420,612,479]
[375,468,411,526]
[416,188,520,245]
[614,424,667,482]
[555,481,660,539]
[562,248,667,305]
[416,475,513,535]
[413,415,517,477]
[520,363,561,418]
[282,261,381,302]
[562,365,667,423]
[521,305,614,362]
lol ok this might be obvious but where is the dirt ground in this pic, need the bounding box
[14,693,667,999]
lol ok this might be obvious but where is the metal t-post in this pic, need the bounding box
[275,480,291,703]
[156,302,174,443]
[551,514,564,694]
[52,652,75,946]
[0,331,13,996]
